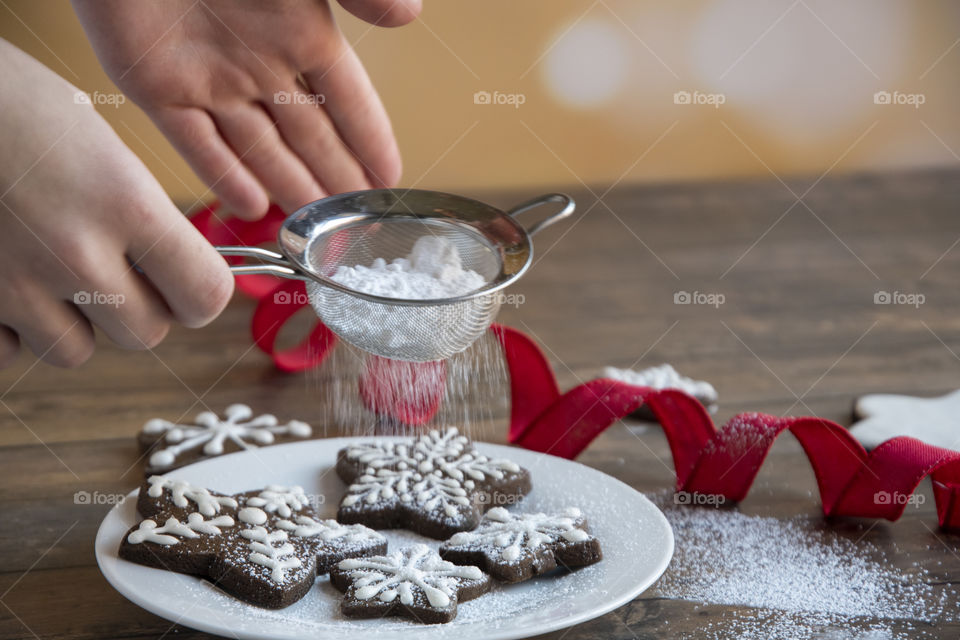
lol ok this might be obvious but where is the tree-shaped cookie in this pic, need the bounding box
[120,476,386,608]
[139,404,312,474]
[330,544,491,623]
[439,507,602,583]
[335,427,531,538]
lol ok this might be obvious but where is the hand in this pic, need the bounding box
[71,0,421,219]
[0,42,234,368]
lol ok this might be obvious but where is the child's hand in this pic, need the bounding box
[0,42,234,368]
[71,0,421,219]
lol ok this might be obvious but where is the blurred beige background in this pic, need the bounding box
[2,0,958,203]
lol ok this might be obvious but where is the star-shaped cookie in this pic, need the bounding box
[850,390,960,451]
[335,427,532,539]
[120,476,386,608]
[330,544,491,623]
[439,507,602,583]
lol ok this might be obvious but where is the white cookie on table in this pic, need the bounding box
[850,390,960,451]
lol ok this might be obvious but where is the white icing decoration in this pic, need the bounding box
[238,506,267,525]
[275,515,384,544]
[146,476,237,516]
[340,428,523,517]
[444,507,592,563]
[127,513,234,545]
[338,544,483,609]
[602,364,718,410]
[341,468,472,518]
[240,526,303,583]
[345,428,520,481]
[143,404,311,468]
[246,485,309,518]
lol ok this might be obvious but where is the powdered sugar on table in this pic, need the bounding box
[650,494,956,639]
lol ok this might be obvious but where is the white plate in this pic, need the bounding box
[96,438,673,640]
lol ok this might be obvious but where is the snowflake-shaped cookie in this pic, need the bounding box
[335,427,531,539]
[330,544,491,624]
[121,476,386,608]
[439,507,603,583]
[139,404,312,474]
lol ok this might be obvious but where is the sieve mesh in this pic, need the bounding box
[305,218,503,361]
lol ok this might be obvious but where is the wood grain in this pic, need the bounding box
[2,169,960,638]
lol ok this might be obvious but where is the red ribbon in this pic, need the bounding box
[192,202,960,532]
[493,324,960,531]
[359,357,447,426]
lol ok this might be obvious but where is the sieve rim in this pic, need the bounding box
[216,190,575,308]
[277,189,536,307]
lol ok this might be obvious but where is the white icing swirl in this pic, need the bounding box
[339,427,524,521]
[341,468,471,518]
[240,526,303,582]
[238,506,267,525]
[127,513,234,545]
[602,364,718,406]
[444,507,593,563]
[275,515,384,544]
[142,405,312,468]
[246,485,308,518]
[146,476,237,516]
[339,545,483,609]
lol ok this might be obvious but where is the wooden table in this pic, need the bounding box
[2,169,959,638]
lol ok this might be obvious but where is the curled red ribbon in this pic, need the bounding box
[493,325,960,531]
[192,202,960,532]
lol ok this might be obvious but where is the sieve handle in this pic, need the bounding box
[214,246,313,282]
[507,193,575,237]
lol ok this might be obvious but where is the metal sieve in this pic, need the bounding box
[215,189,574,362]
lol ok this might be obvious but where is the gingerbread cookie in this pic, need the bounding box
[851,389,960,451]
[439,507,602,583]
[139,404,312,475]
[330,544,491,624]
[121,476,386,608]
[602,364,718,420]
[335,427,531,539]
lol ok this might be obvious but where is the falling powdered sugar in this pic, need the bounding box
[331,236,486,300]
[651,497,955,639]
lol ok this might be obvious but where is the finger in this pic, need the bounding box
[150,106,270,220]
[0,325,20,369]
[7,298,95,368]
[70,258,172,351]
[336,0,422,27]
[124,198,235,329]
[266,83,371,196]
[304,45,402,188]
[214,103,325,214]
